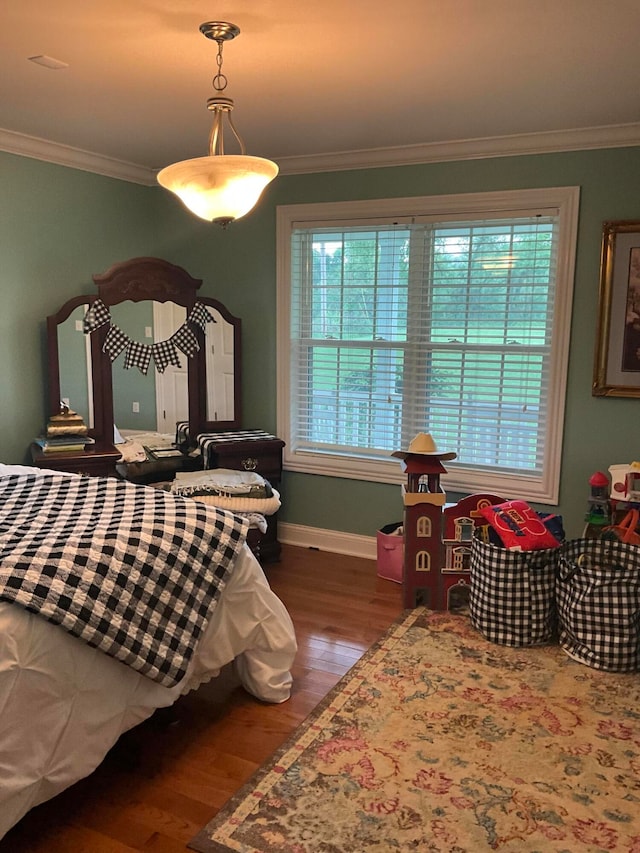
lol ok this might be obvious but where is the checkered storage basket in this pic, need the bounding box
[469,534,559,646]
[556,537,640,672]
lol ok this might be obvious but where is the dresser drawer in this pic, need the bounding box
[30,443,121,477]
[210,443,283,482]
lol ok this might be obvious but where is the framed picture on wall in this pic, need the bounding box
[593,220,640,397]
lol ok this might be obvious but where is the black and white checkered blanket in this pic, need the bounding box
[0,473,249,687]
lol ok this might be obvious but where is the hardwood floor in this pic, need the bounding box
[2,545,403,852]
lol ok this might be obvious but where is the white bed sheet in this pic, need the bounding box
[0,465,297,839]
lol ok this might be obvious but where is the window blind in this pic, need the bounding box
[290,215,557,474]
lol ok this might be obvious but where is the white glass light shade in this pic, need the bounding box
[157,154,279,224]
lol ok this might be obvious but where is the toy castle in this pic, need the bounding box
[393,433,504,610]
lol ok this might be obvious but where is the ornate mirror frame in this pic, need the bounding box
[47,257,242,447]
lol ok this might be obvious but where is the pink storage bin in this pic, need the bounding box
[376,522,404,583]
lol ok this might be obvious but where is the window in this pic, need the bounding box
[417,517,432,537]
[416,551,431,571]
[277,188,579,504]
[454,518,474,542]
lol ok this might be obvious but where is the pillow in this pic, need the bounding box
[478,499,561,551]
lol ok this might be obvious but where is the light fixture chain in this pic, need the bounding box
[212,39,227,92]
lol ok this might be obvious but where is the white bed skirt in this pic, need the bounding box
[0,536,296,838]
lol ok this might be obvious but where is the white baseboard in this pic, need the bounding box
[278,522,377,561]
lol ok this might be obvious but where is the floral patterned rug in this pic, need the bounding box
[190,607,640,853]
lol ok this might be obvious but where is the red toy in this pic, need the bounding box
[478,499,561,550]
[584,471,611,534]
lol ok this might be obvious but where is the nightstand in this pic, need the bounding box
[30,443,122,477]
[196,430,285,563]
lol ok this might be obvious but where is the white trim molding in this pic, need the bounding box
[276,123,640,174]
[2,122,640,184]
[0,128,156,185]
[279,522,377,561]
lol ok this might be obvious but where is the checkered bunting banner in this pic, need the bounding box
[103,323,199,375]
[189,301,216,333]
[86,299,213,375]
[173,324,200,357]
[152,339,183,373]
[82,298,111,333]
[102,324,129,361]
[123,339,152,374]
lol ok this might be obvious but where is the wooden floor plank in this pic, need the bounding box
[1,545,402,851]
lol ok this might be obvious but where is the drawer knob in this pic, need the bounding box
[242,457,258,470]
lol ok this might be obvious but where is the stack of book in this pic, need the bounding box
[34,406,95,454]
[34,435,95,454]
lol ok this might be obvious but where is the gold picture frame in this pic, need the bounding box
[593,220,640,397]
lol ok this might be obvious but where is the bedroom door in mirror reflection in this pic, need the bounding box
[153,301,189,433]
[206,307,235,422]
[110,301,189,434]
[57,304,94,428]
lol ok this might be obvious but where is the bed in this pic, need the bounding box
[0,464,297,839]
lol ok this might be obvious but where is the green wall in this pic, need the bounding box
[1,151,170,455]
[2,144,640,539]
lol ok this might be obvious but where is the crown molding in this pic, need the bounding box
[0,128,156,185]
[2,122,640,184]
[276,122,640,174]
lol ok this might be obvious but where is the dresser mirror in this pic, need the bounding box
[56,301,95,429]
[47,257,242,447]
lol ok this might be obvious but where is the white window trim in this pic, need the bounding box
[276,186,580,505]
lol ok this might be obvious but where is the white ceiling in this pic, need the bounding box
[2,0,640,180]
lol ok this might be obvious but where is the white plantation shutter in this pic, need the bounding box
[277,189,578,503]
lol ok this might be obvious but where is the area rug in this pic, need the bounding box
[190,607,640,853]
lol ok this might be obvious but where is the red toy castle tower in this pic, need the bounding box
[392,433,457,610]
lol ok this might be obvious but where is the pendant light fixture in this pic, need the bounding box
[157,22,278,228]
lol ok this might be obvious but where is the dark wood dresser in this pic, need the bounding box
[30,443,121,477]
[30,429,285,565]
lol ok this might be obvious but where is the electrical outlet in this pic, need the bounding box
[132,402,140,413]
[145,326,153,338]
[75,320,83,332]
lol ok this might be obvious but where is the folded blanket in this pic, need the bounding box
[170,469,279,514]
[171,487,281,516]
[172,468,272,496]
